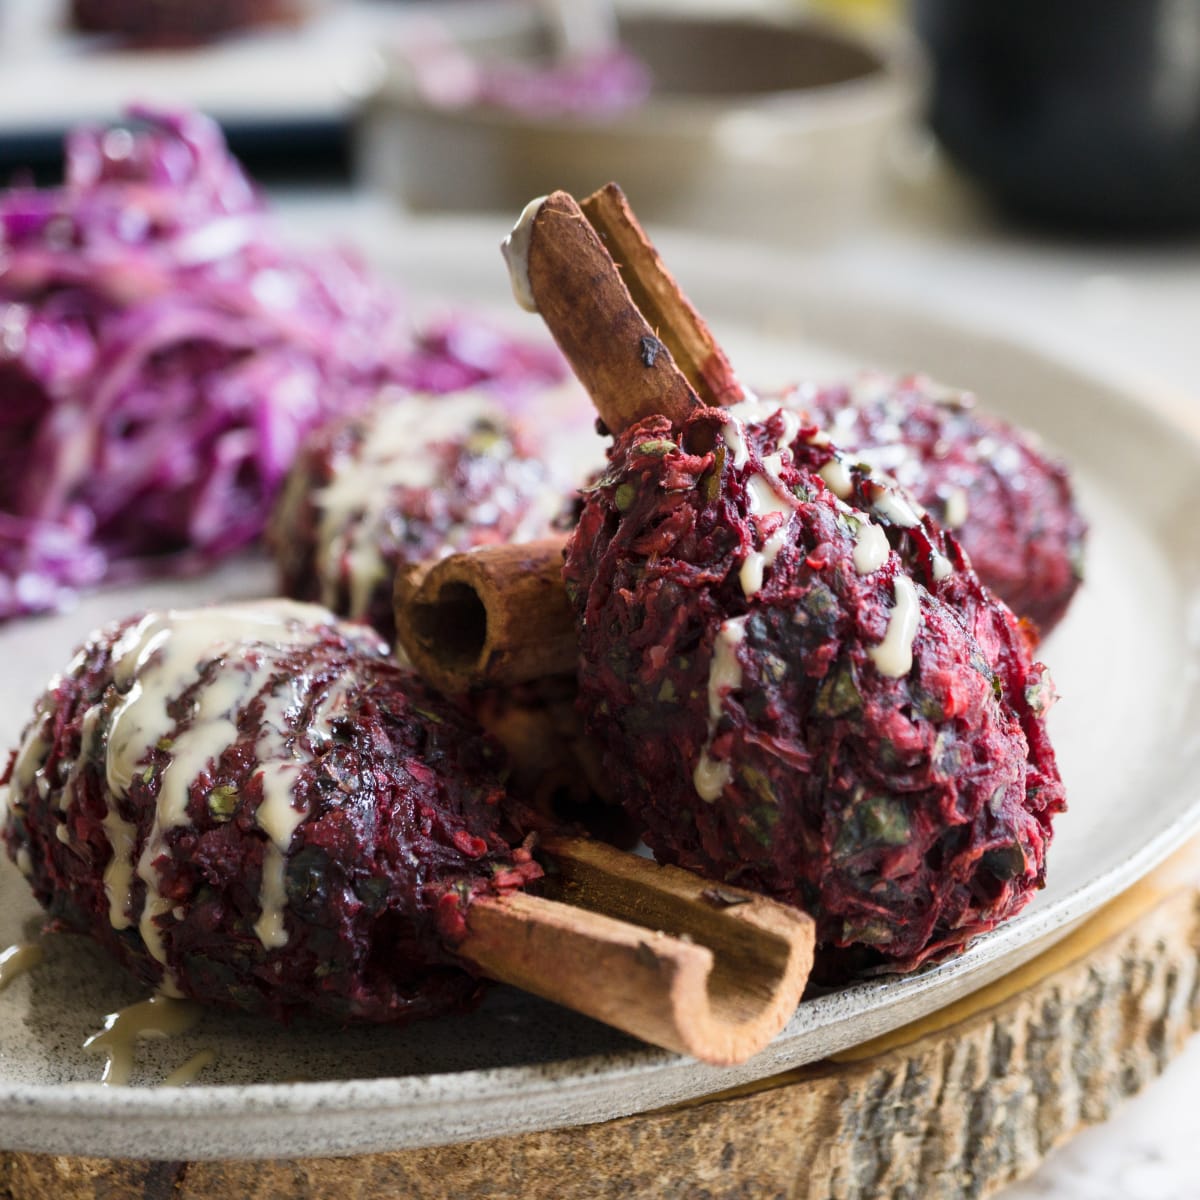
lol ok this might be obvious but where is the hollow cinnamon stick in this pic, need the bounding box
[393,537,576,697]
[502,191,703,435]
[459,835,815,1065]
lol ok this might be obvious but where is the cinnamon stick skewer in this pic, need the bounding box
[395,189,817,1061]
[394,536,575,695]
[579,183,746,411]
[502,189,705,436]
[463,835,813,1066]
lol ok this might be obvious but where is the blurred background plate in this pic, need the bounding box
[0,209,1197,1161]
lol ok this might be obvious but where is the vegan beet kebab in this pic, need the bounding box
[269,389,565,641]
[1,599,813,1063]
[399,185,1068,982]
[802,373,1085,634]
[2,601,544,1024]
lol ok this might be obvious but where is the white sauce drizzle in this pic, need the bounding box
[248,668,357,950]
[0,942,42,992]
[162,1048,216,1088]
[725,396,802,452]
[11,718,49,796]
[739,471,797,598]
[871,487,923,529]
[101,811,138,929]
[311,390,508,619]
[82,993,202,1087]
[943,487,970,530]
[818,457,854,500]
[98,602,339,988]
[693,618,747,802]
[721,419,751,471]
[852,518,890,575]
[721,413,800,600]
[868,576,921,678]
[4,706,53,820]
[501,195,549,313]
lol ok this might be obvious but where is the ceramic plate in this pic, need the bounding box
[1,211,1198,1161]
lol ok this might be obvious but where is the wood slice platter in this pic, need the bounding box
[4,839,1199,1200]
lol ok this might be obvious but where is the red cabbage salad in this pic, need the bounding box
[0,107,564,620]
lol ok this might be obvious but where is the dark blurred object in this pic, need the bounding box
[914,0,1200,233]
[70,0,306,46]
[0,121,351,187]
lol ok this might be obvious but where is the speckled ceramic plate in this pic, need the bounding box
[1,210,1198,1161]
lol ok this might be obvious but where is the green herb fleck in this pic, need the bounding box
[914,688,945,723]
[1024,676,1056,717]
[813,660,862,718]
[1069,542,1086,582]
[739,765,778,811]
[797,581,840,632]
[614,482,638,512]
[410,706,444,725]
[859,795,911,846]
[286,846,330,907]
[656,678,678,703]
[634,439,676,458]
[748,804,779,848]
[156,737,174,752]
[842,919,894,946]
[352,875,389,914]
[700,444,727,504]
[760,653,788,684]
[207,784,239,821]
[465,425,505,456]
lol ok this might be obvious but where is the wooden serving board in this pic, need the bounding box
[5,841,1200,1200]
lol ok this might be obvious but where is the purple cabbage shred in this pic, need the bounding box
[0,107,564,619]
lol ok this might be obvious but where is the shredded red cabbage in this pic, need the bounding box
[0,108,564,620]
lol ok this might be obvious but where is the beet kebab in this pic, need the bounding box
[1,601,542,1024]
[804,373,1086,633]
[270,390,563,640]
[505,185,1067,980]
[2,598,814,1061]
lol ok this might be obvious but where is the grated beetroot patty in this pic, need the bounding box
[1,602,540,1024]
[270,391,560,641]
[804,373,1086,634]
[563,406,1065,980]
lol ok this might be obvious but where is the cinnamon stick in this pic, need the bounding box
[502,191,703,435]
[459,835,814,1065]
[580,183,745,409]
[393,537,576,696]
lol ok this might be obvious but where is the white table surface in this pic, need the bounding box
[802,163,1200,1200]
